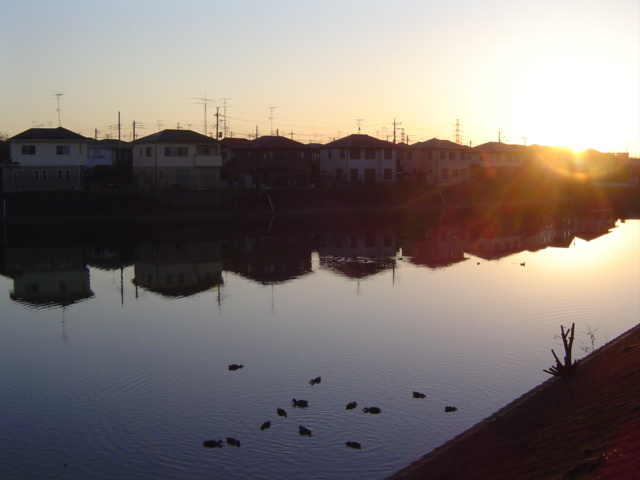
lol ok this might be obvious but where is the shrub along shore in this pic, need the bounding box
[2,181,638,223]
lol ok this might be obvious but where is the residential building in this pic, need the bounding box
[87,139,133,186]
[404,138,471,185]
[226,135,312,188]
[132,129,222,190]
[3,127,90,191]
[468,142,531,180]
[319,134,396,185]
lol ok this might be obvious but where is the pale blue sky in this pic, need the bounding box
[2,0,638,153]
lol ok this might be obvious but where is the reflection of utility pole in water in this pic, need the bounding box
[60,306,68,344]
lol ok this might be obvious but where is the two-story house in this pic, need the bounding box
[468,142,531,180]
[403,138,471,185]
[4,127,90,191]
[319,134,396,184]
[226,135,312,188]
[132,129,222,190]
[87,139,133,187]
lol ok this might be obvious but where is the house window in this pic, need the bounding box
[34,170,40,180]
[440,151,446,159]
[42,170,48,180]
[56,145,70,155]
[364,148,376,160]
[196,146,211,156]
[350,168,358,182]
[327,149,332,159]
[384,149,392,160]
[145,147,153,157]
[449,151,456,159]
[22,145,36,155]
[349,148,360,159]
[441,168,448,179]
[65,169,70,180]
[57,170,63,180]
[384,168,392,180]
[340,148,345,159]
[427,151,433,160]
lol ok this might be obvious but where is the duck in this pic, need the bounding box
[362,407,381,414]
[445,406,458,412]
[346,401,358,410]
[203,439,224,448]
[298,425,312,436]
[345,441,361,449]
[228,364,244,371]
[413,391,426,399]
[226,437,241,447]
[277,408,287,418]
[520,262,525,267]
[260,421,271,431]
[292,398,309,408]
[309,376,322,385]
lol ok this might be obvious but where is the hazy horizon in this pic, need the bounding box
[2,0,638,154]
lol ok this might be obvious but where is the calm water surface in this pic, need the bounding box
[1,208,639,479]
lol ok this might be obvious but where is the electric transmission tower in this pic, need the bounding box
[454,119,463,144]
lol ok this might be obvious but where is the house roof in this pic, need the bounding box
[410,138,470,150]
[220,137,250,148]
[89,139,132,148]
[322,134,394,148]
[8,127,90,142]
[133,129,219,145]
[231,135,307,150]
[470,142,527,153]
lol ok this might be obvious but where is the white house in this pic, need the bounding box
[319,134,396,184]
[132,129,222,190]
[4,127,90,191]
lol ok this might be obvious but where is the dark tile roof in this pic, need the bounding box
[133,129,219,145]
[8,127,90,142]
[89,139,132,148]
[323,134,395,148]
[220,138,250,148]
[470,142,527,153]
[410,138,470,150]
[232,135,307,150]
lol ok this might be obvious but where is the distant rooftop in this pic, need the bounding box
[231,135,308,150]
[323,134,395,148]
[9,127,90,142]
[134,129,219,145]
[410,138,470,150]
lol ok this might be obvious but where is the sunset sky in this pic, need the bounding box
[2,0,638,154]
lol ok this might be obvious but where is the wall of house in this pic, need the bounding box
[2,165,85,191]
[10,141,88,167]
[134,165,220,190]
[319,148,396,183]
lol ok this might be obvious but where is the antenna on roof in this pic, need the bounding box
[193,93,214,136]
[267,105,277,135]
[355,118,363,133]
[51,92,64,127]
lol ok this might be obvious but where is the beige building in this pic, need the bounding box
[3,127,90,191]
[132,129,222,190]
[403,138,471,185]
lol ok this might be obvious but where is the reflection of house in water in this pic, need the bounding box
[225,236,313,284]
[574,211,617,242]
[132,242,223,297]
[316,233,398,279]
[402,224,468,268]
[464,223,524,261]
[1,247,94,308]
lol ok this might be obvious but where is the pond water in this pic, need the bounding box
[1,206,639,480]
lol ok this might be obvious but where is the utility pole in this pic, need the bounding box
[132,121,136,141]
[522,137,527,146]
[52,92,63,126]
[497,128,504,143]
[215,107,220,139]
[392,118,401,144]
[193,93,214,136]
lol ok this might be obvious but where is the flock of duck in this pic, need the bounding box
[203,365,458,451]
